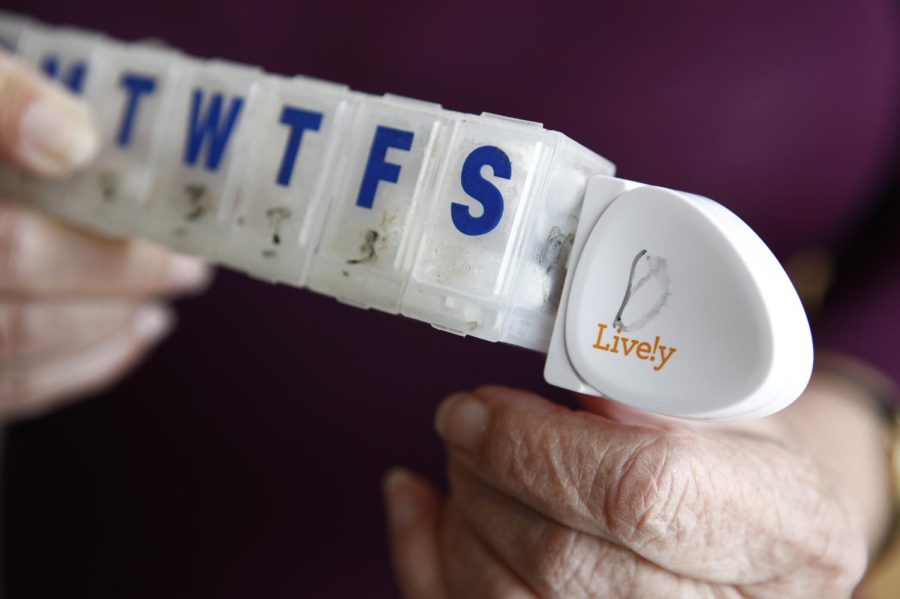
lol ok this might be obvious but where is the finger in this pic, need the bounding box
[383,468,449,599]
[0,51,99,178]
[447,456,714,599]
[451,456,861,599]
[0,204,210,298]
[0,301,133,364]
[434,386,858,584]
[440,499,538,599]
[0,302,172,421]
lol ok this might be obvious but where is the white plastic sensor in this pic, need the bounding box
[544,177,813,420]
[0,13,813,420]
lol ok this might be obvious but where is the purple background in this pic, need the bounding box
[2,1,899,597]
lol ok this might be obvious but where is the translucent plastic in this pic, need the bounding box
[219,76,356,284]
[307,95,455,311]
[0,10,33,52]
[68,41,187,236]
[140,59,263,256]
[402,114,548,341]
[0,14,615,353]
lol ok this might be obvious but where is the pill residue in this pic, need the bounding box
[99,171,117,202]
[347,230,379,265]
[184,184,208,221]
[539,225,575,307]
[266,206,292,246]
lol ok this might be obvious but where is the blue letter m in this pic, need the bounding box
[41,56,87,94]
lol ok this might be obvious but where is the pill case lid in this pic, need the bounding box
[545,175,813,421]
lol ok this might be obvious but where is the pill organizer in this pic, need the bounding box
[0,12,814,420]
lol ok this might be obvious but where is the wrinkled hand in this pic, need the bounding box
[384,385,876,598]
[0,52,210,421]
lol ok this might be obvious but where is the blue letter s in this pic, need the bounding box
[452,145,511,236]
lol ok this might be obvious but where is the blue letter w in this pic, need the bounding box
[184,90,245,171]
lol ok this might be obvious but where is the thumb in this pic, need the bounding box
[0,51,99,178]
[434,385,686,553]
[435,385,860,585]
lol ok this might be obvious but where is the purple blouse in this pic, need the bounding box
[3,1,898,597]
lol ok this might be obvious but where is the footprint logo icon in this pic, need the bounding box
[613,249,671,332]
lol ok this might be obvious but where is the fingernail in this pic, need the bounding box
[434,392,488,451]
[167,254,212,291]
[383,468,418,528]
[18,95,99,178]
[134,304,174,344]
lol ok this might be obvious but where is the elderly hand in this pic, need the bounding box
[0,52,210,421]
[384,379,892,598]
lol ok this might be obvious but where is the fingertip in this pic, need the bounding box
[0,54,100,178]
[18,94,99,177]
[165,253,213,294]
[126,241,213,296]
[383,467,423,529]
[382,467,447,599]
[133,303,174,345]
[436,387,568,454]
[435,392,488,452]
[0,303,170,421]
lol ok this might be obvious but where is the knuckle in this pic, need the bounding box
[492,404,595,501]
[530,525,599,598]
[489,404,554,491]
[599,434,700,550]
[803,490,868,591]
[530,528,645,599]
[748,447,868,591]
[0,303,31,360]
[0,204,39,291]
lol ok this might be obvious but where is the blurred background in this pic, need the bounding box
[1,1,898,597]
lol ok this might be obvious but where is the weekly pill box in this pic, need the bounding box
[0,12,814,420]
